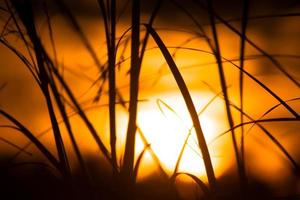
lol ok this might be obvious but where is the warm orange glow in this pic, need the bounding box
[128,92,231,181]
[1,6,300,198]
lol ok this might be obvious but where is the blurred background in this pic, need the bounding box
[1,0,300,199]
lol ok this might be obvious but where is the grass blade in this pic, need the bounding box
[133,144,150,180]
[213,117,300,155]
[173,92,221,176]
[116,91,168,179]
[98,0,118,177]
[122,0,141,188]
[0,110,61,171]
[171,172,211,199]
[205,0,243,192]
[206,85,300,176]
[10,0,70,177]
[145,24,216,191]
[238,0,249,194]
[0,125,32,156]
[108,0,118,176]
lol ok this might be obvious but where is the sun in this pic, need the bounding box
[132,92,228,182]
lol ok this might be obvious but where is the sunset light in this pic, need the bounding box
[1,0,300,199]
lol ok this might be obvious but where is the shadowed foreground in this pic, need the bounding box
[1,154,300,200]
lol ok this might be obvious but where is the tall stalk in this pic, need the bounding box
[205,0,244,193]
[10,0,70,178]
[108,0,118,177]
[98,0,118,177]
[121,0,140,195]
[145,24,216,192]
[239,0,249,195]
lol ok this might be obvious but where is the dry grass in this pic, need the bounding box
[0,0,300,199]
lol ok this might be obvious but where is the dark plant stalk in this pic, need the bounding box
[13,13,112,167]
[133,144,150,180]
[98,0,118,177]
[145,24,216,192]
[116,92,169,179]
[205,0,243,192]
[114,1,165,183]
[122,0,140,190]
[172,1,242,189]
[119,0,164,196]
[239,0,249,194]
[43,82,71,177]
[48,58,112,164]
[109,0,118,177]
[43,3,88,180]
[10,0,70,177]
[121,0,162,183]
[47,69,91,183]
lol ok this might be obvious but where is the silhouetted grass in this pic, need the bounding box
[0,0,300,199]
[145,23,216,192]
[120,0,142,198]
[238,0,249,193]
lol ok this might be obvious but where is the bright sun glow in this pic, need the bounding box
[132,92,227,182]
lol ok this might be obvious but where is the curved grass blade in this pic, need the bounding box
[232,104,300,171]
[133,144,150,180]
[0,110,61,172]
[244,97,300,143]
[204,82,300,171]
[0,125,32,156]
[213,117,299,142]
[145,24,216,191]
[211,116,300,171]
[171,172,211,199]
[173,92,221,176]
[156,99,181,119]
